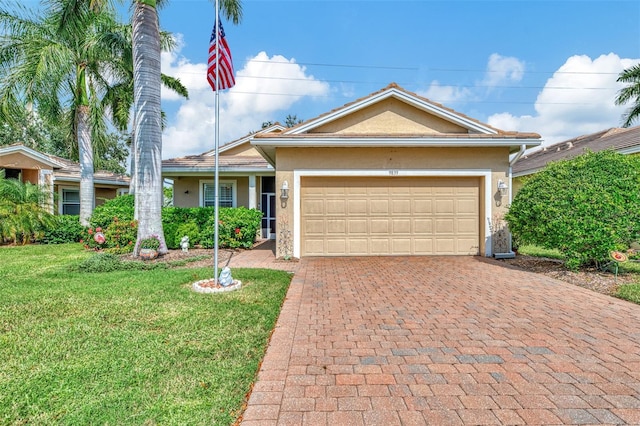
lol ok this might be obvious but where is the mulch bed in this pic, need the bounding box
[492,255,637,296]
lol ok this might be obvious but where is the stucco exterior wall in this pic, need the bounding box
[0,153,53,170]
[275,147,512,258]
[221,145,264,157]
[95,188,117,206]
[172,175,252,208]
[311,99,470,135]
[173,177,201,207]
[22,169,39,185]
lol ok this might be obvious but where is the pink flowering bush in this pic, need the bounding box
[81,217,138,253]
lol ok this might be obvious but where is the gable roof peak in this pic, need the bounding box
[284,82,506,136]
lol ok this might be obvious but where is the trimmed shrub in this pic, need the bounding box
[174,221,201,248]
[506,150,640,269]
[90,194,134,228]
[162,221,181,249]
[103,217,138,253]
[80,219,138,253]
[200,207,263,249]
[87,198,263,251]
[41,215,84,244]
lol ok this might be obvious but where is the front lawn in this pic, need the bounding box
[0,244,291,425]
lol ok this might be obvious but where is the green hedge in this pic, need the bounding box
[41,215,84,244]
[90,194,135,228]
[506,150,640,269]
[84,196,263,250]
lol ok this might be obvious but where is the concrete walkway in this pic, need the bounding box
[241,256,640,425]
[225,240,299,273]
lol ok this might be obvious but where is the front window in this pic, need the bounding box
[61,189,80,215]
[202,181,236,208]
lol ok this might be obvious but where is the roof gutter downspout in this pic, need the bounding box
[509,144,527,170]
[501,143,527,257]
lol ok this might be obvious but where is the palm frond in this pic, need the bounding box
[616,64,640,127]
[160,74,189,99]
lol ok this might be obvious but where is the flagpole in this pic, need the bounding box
[213,0,220,283]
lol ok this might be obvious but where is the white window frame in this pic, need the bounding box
[199,179,237,208]
[58,186,81,215]
[117,188,129,196]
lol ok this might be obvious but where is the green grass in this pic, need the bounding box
[516,244,565,260]
[0,243,292,425]
[616,283,640,304]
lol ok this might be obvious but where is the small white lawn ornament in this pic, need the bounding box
[180,235,189,252]
[218,267,233,287]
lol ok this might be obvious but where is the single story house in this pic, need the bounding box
[512,125,640,192]
[163,83,542,258]
[162,124,285,239]
[0,144,130,214]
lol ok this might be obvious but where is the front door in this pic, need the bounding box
[261,177,276,239]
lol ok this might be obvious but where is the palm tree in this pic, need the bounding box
[85,0,242,255]
[102,22,189,196]
[0,0,132,226]
[0,170,56,244]
[129,0,241,255]
[616,64,640,128]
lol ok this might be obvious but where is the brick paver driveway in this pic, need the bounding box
[242,257,640,425]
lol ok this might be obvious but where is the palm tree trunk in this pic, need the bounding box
[77,104,94,226]
[128,127,137,198]
[132,0,166,255]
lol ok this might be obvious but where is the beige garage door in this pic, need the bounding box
[301,176,480,256]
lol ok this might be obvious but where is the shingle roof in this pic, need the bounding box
[162,155,270,170]
[278,83,540,139]
[46,154,130,185]
[513,126,640,176]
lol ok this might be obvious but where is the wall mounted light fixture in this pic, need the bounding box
[280,180,289,199]
[497,179,508,196]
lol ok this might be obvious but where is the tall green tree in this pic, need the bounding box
[87,0,241,254]
[0,107,67,156]
[0,0,132,225]
[128,0,241,255]
[101,20,188,195]
[616,64,640,128]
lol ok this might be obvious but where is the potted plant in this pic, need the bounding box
[139,235,161,260]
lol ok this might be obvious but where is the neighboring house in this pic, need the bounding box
[0,144,130,215]
[512,126,640,192]
[164,83,542,258]
[162,124,285,239]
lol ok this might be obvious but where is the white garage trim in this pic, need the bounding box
[293,169,493,258]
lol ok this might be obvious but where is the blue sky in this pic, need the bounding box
[42,1,640,157]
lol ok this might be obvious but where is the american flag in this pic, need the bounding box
[207,20,235,91]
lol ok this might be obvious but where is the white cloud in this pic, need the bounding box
[417,53,524,105]
[418,81,472,104]
[160,44,330,159]
[482,53,525,88]
[488,53,639,146]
